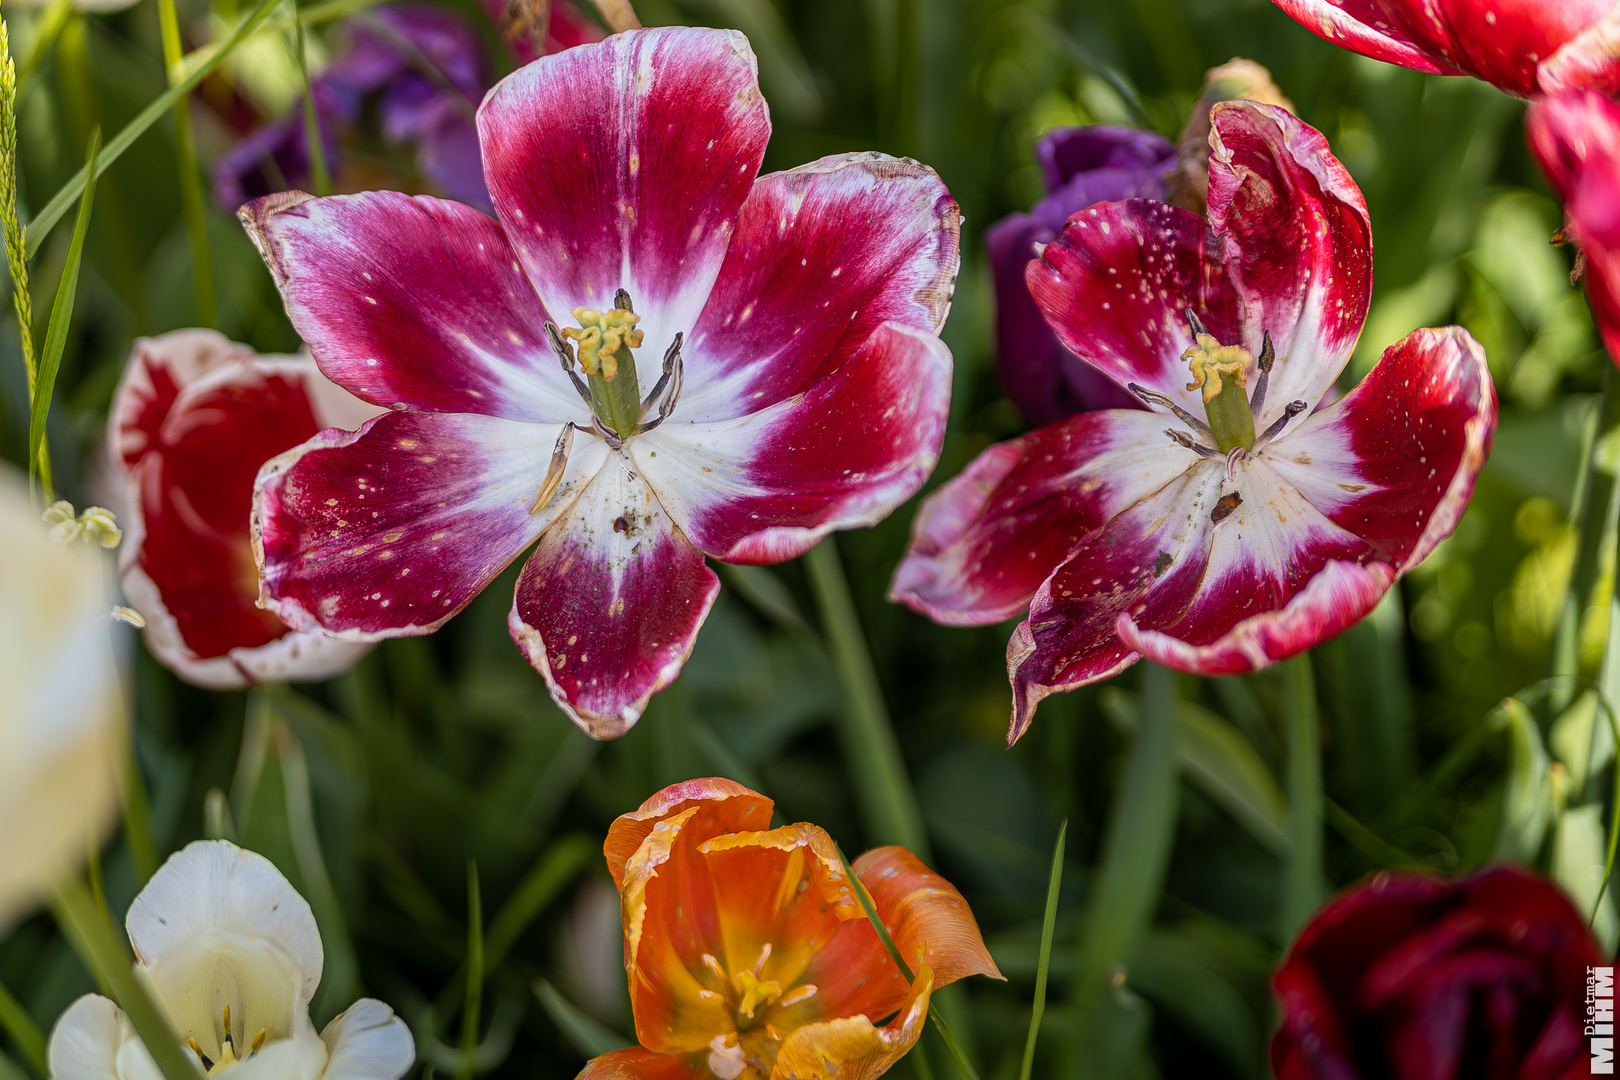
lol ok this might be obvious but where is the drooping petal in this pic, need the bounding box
[239,190,584,421]
[126,840,324,1005]
[637,323,951,566]
[47,995,122,1080]
[1264,0,1461,80]
[770,965,934,1080]
[853,846,1003,987]
[604,778,773,890]
[319,999,415,1080]
[890,410,1203,627]
[508,455,720,738]
[677,153,959,422]
[478,27,770,371]
[1203,102,1372,430]
[1026,198,1237,418]
[576,1048,707,1080]
[254,411,606,640]
[1540,9,1620,96]
[1263,326,1496,572]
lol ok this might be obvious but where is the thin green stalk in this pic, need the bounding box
[458,863,484,1080]
[157,0,215,325]
[0,14,38,486]
[1018,820,1067,1080]
[1281,654,1324,940]
[122,738,159,887]
[17,0,72,88]
[532,980,628,1058]
[293,15,331,196]
[1552,371,1610,712]
[51,882,200,1080]
[0,978,45,1078]
[804,540,927,855]
[24,0,281,257]
[277,722,358,1018]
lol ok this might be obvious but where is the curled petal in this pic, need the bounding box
[320,998,415,1080]
[639,323,952,566]
[680,153,959,422]
[576,1048,707,1080]
[239,190,583,421]
[508,457,720,739]
[853,846,1002,986]
[254,411,605,640]
[1265,0,1461,80]
[108,330,254,476]
[1541,8,1620,95]
[890,410,1201,627]
[479,27,770,370]
[1205,102,1372,430]
[604,778,773,890]
[770,965,934,1080]
[47,995,122,1080]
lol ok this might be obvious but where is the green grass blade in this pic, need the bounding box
[23,0,280,258]
[484,835,594,970]
[0,977,45,1077]
[457,862,483,1080]
[532,980,629,1059]
[27,128,98,494]
[293,16,331,197]
[1281,654,1324,941]
[1018,820,1067,1080]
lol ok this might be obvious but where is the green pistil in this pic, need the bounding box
[1182,331,1255,454]
[565,294,645,441]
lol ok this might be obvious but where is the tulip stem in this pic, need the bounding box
[51,881,200,1080]
[1281,653,1324,941]
[458,862,484,1080]
[1019,820,1067,1080]
[0,977,45,1077]
[804,539,929,856]
[156,0,214,325]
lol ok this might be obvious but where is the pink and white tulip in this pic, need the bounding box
[109,330,380,687]
[891,102,1495,743]
[1269,0,1620,98]
[239,28,959,738]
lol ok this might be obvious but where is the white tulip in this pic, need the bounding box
[47,841,414,1080]
[0,467,123,932]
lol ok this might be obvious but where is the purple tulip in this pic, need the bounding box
[988,125,1175,424]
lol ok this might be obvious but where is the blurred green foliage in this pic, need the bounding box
[2,0,1617,1078]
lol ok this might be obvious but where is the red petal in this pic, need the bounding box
[639,323,952,566]
[239,190,584,421]
[890,410,1202,627]
[255,411,603,640]
[575,1048,706,1080]
[853,846,1002,987]
[508,456,720,738]
[478,27,769,371]
[1541,10,1620,95]
[604,779,773,890]
[1266,0,1461,79]
[679,153,959,422]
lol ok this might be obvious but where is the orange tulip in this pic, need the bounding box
[581,778,1003,1080]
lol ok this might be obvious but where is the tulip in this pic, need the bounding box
[577,778,1002,1080]
[108,329,380,687]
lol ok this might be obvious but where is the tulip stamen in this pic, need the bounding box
[1127,382,1213,439]
[1257,400,1308,445]
[1180,310,1255,454]
[633,333,684,435]
[529,424,576,515]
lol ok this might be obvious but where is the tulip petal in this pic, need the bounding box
[478,27,770,371]
[1204,102,1372,432]
[47,995,122,1080]
[1541,9,1620,96]
[770,965,933,1080]
[637,323,952,566]
[320,999,415,1080]
[889,409,1203,627]
[678,153,959,422]
[255,411,607,640]
[127,840,324,1005]
[1264,326,1496,573]
[853,846,1003,987]
[576,1048,708,1080]
[239,190,584,421]
[604,778,773,890]
[1266,0,1462,79]
[508,455,720,738]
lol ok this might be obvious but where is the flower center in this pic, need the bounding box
[185,1004,268,1077]
[694,944,820,1079]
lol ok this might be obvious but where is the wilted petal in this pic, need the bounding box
[679,153,959,421]
[576,1048,707,1080]
[1265,0,1463,79]
[320,998,415,1080]
[853,846,1002,987]
[478,27,770,369]
[890,410,1202,627]
[604,778,773,890]
[1203,102,1372,430]
[239,190,582,420]
[639,323,951,565]
[47,995,122,1080]
[508,456,720,739]
[255,411,605,640]
[770,966,933,1080]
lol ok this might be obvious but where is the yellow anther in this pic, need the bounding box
[734,969,782,1021]
[251,1030,267,1054]
[561,307,643,380]
[1181,332,1253,403]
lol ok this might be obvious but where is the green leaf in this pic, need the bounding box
[532,980,629,1059]
[23,0,281,258]
[1492,697,1553,861]
[1552,804,1619,951]
[27,127,97,492]
[458,863,483,1080]
[1281,654,1324,941]
[1018,820,1066,1080]
[0,978,44,1078]
[484,836,595,970]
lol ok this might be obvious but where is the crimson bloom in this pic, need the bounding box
[579,778,1002,1080]
[241,28,959,737]
[109,330,380,687]
[1272,865,1608,1080]
[1269,0,1620,98]
[891,101,1495,741]
[1527,89,1620,367]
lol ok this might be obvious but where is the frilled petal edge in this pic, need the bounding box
[1266,0,1461,78]
[603,778,773,890]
